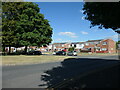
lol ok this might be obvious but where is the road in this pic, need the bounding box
[2,55,119,88]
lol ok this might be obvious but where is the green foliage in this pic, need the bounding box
[2,2,53,53]
[116,41,120,49]
[83,2,120,33]
[2,0,24,2]
[68,47,74,52]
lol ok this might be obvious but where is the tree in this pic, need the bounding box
[2,2,22,53]
[116,41,120,49]
[0,1,1,28]
[2,0,24,2]
[83,2,120,34]
[2,2,53,54]
[68,47,74,52]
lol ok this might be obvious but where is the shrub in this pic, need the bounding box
[68,47,75,52]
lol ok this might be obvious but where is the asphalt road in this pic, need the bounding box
[2,55,119,88]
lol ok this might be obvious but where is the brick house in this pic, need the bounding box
[12,39,115,53]
[70,42,85,52]
[84,39,116,53]
[52,43,71,51]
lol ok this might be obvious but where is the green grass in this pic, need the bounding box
[2,53,118,66]
[77,52,118,56]
[2,55,75,66]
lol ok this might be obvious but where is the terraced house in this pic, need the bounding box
[51,43,71,51]
[83,39,116,53]
[51,39,116,53]
[5,39,116,53]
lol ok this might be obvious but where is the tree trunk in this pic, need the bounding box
[9,46,11,54]
[2,46,5,55]
[25,46,27,54]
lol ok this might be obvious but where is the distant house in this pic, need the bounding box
[5,39,116,54]
[51,43,71,51]
[70,42,85,52]
[39,39,116,53]
[83,39,116,53]
[5,46,25,53]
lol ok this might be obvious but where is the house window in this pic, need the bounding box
[103,42,107,45]
[89,42,94,44]
[95,42,100,44]
[85,43,89,46]
[102,48,107,51]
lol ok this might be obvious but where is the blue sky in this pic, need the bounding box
[35,2,118,43]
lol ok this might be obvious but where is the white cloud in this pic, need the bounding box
[81,16,85,20]
[107,34,120,39]
[58,32,78,38]
[81,31,88,35]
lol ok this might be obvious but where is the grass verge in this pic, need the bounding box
[2,55,75,66]
[77,53,118,56]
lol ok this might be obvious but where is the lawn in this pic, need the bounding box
[77,52,118,56]
[2,55,75,66]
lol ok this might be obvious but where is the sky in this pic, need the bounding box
[34,2,118,43]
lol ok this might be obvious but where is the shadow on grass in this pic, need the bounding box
[39,58,120,88]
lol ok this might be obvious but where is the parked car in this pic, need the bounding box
[67,51,77,56]
[55,51,66,55]
[52,51,56,55]
[27,50,42,55]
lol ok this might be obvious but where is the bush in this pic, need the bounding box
[68,47,75,52]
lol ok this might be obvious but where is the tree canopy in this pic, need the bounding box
[2,0,24,2]
[83,2,120,34]
[2,2,53,53]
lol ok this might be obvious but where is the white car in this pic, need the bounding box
[52,52,56,55]
[67,51,77,56]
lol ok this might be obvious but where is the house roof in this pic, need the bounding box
[71,42,85,44]
[53,43,66,45]
[86,39,103,42]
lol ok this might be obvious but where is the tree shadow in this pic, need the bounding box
[39,58,120,88]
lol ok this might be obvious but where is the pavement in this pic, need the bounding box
[2,55,120,88]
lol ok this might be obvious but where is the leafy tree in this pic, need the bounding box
[2,2,21,53]
[2,0,24,2]
[68,47,74,52]
[83,2,120,34]
[2,2,53,54]
[0,1,2,52]
[116,41,120,49]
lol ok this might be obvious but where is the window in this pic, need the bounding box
[85,43,89,46]
[89,42,94,44]
[102,48,107,51]
[95,41,100,44]
[103,42,107,45]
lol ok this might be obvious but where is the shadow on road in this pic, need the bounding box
[39,58,120,89]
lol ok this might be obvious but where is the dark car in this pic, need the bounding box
[56,51,66,55]
[27,50,42,55]
[67,51,77,56]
